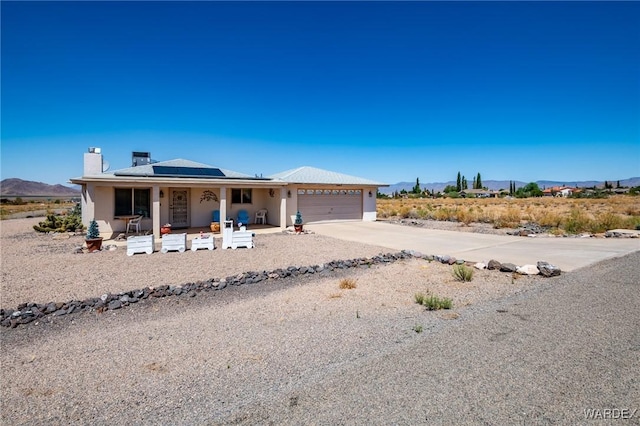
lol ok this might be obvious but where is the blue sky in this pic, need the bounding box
[1,1,638,186]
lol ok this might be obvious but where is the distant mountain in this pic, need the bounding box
[381,177,640,195]
[0,178,81,197]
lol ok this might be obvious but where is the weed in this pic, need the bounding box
[413,325,423,333]
[339,278,357,290]
[422,295,453,310]
[452,264,474,282]
[416,292,452,310]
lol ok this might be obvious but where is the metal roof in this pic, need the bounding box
[270,166,387,186]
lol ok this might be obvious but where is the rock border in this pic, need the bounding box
[0,251,561,328]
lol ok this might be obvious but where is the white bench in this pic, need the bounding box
[161,233,187,253]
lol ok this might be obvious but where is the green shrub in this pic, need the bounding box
[562,208,591,234]
[422,295,453,310]
[33,204,83,233]
[452,264,474,282]
[415,292,452,310]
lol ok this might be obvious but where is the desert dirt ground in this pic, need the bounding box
[1,217,556,424]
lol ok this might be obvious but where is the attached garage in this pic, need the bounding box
[269,165,388,225]
[297,188,363,223]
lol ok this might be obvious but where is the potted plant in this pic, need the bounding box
[85,219,103,252]
[161,223,172,236]
[294,211,303,233]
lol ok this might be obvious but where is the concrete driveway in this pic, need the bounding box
[310,221,640,272]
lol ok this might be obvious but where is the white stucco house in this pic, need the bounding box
[69,149,387,237]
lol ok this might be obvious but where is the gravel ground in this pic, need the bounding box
[0,217,590,424]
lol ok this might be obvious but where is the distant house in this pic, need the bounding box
[459,189,498,198]
[70,149,387,236]
[542,186,580,197]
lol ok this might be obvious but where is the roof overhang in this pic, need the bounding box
[69,176,286,187]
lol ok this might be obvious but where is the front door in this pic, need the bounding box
[170,190,189,228]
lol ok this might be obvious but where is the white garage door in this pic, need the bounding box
[297,189,362,223]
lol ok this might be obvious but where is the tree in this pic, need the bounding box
[412,177,421,194]
[461,176,468,190]
[456,172,461,192]
[515,182,543,198]
[472,176,477,190]
[476,172,482,189]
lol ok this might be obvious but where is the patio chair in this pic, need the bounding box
[237,209,250,226]
[255,209,267,225]
[126,215,143,234]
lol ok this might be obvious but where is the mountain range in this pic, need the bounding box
[381,177,640,195]
[1,178,81,197]
[2,177,638,197]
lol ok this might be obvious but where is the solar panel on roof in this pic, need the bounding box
[152,166,226,177]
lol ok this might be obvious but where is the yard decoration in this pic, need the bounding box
[200,190,218,203]
[161,223,172,236]
[85,219,103,252]
[294,211,303,233]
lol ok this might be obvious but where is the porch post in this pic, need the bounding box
[280,187,287,230]
[219,186,227,226]
[152,186,160,237]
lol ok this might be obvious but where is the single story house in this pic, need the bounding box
[542,186,581,197]
[459,189,499,198]
[69,148,387,236]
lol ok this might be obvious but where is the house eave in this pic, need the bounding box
[69,175,286,187]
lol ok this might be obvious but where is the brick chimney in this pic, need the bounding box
[84,147,103,176]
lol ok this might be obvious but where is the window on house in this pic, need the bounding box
[115,188,151,217]
[231,188,252,204]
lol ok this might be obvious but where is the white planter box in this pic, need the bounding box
[127,235,154,256]
[161,233,187,253]
[191,235,215,251]
[224,231,254,249]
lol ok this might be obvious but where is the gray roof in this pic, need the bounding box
[270,166,386,186]
[110,159,252,179]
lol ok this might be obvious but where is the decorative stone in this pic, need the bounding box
[500,263,517,272]
[487,259,502,270]
[516,264,540,275]
[537,261,561,277]
[474,262,487,270]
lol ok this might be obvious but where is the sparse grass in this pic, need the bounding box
[1,200,76,220]
[339,278,357,290]
[414,292,453,310]
[452,264,474,282]
[377,196,640,234]
[328,292,343,299]
[412,324,423,333]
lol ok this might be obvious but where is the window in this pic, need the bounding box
[115,188,150,217]
[231,188,252,204]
